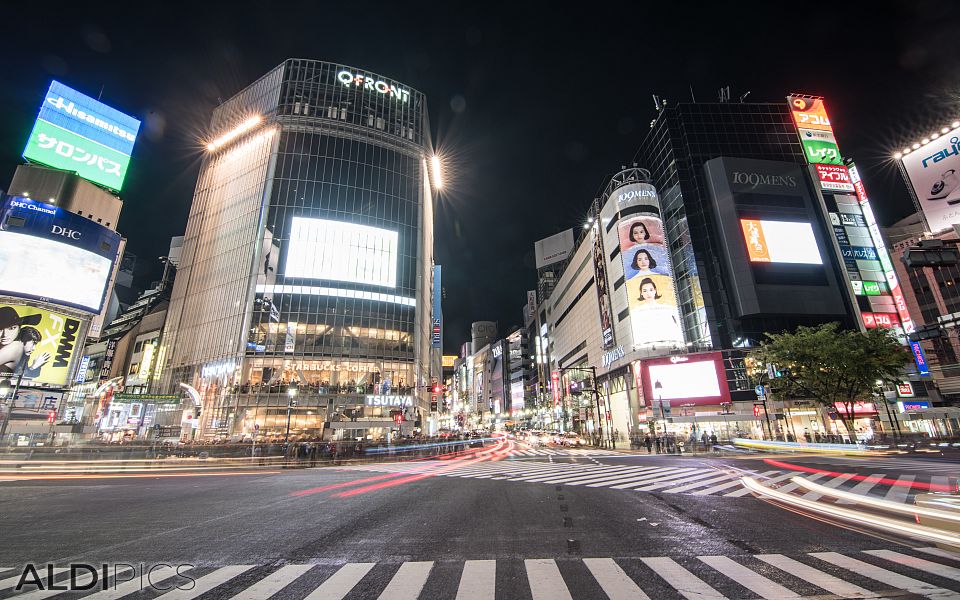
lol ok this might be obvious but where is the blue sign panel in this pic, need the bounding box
[36,81,140,156]
[910,341,930,376]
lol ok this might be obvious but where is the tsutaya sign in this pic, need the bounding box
[365,395,414,407]
[337,70,410,103]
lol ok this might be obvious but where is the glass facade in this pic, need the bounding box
[158,59,433,441]
[635,103,850,350]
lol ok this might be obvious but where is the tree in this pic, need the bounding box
[754,323,909,441]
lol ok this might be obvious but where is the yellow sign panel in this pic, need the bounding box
[0,303,82,386]
[442,355,457,368]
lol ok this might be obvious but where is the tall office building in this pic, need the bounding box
[157,59,436,440]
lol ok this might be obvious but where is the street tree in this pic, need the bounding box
[755,322,909,441]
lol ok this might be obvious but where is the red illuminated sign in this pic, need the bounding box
[551,371,561,406]
[897,382,915,397]
[788,96,833,132]
[862,312,895,329]
[815,164,855,192]
[833,401,877,416]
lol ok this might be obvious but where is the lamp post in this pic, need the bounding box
[284,385,298,446]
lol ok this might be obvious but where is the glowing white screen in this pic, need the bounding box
[0,232,111,312]
[741,220,823,265]
[284,217,398,287]
[647,360,721,400]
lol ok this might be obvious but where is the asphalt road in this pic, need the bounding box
[3,446,960,598]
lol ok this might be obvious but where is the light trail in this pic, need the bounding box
[763,458,954,492]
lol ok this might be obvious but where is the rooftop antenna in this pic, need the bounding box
[98,85,104,101]
[739,91,752,102]
[689,85,697,103]
[652,94,662,112]
[717,86,730,103]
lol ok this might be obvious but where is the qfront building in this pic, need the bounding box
[157,60,437,441]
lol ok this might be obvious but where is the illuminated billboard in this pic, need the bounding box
[22,81,140,191]
[640,352,731,406]
[798,129,842,165]
[534,229,575,269]
[614,183,684,349]
[788,96,833,131]
[0,196,121,313]
[284,217,398,287]
[592,227,616,348]
[900,125,960,233]
[814,164,855,192]
[0,303,83,386]
[739,220,823,265]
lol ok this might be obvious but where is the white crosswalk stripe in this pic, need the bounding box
[15,568,133,600]
[14,550,960,599]
[836,473,887,504]
[0,568,70,591]
[882,475,916,503]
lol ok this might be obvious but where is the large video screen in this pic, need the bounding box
[0,197,120,313]
[740,219,823,265]
[642,352,731,406]
[284,217,398,287]
[22,80,140,191]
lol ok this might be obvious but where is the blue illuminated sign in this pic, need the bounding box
[910,341,930,376]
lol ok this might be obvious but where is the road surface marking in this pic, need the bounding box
[698,555,799,599]
[456,560,496,600]
[636,471,731,492]
[695,470,779,496]
[882,475,916,504]
[15,567,133,600]
[228,564,313,600]
[304,563,375,600]
[560,467,661,486]
[836,473,887,504]
[800,472,855,500]
[810,552,955,599]
[865,550,960,583]
[604,468,698,489]
[377,561,433,600]
[723,472,796,497]
[154,566,254,599]
[81,566,180,600]
[664,474,736,494]
[775,473,829,494]
[640,557,726,599]
[916,547,960,561]
[524,559,572,600]
[516,466,633,483]
[530,467,647,484]
[754,554,874,598]
[582,558,650,600]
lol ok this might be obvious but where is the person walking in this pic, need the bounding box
[644,434,652,454]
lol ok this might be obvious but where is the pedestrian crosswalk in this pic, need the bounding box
[5,548,960,599]
[336,459,946,503]
[508,447,624,457]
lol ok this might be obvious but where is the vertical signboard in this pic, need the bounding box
[22,81,141,191]
[613,183,684,349]
[432,265,442,349]
[591,226,616,349]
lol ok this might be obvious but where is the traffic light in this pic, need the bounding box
[902,240,959,268]
[753,405,762,418]
[432,383,442,394]
[394,413,403,426]
[909,324,942,342]
[46,410,56,423]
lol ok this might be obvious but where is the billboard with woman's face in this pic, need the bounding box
[613,184,684,349]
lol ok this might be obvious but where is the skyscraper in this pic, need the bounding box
[157,59,436,440]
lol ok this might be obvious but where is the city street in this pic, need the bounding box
[4,442,960,598]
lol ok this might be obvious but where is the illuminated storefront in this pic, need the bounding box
[156,60,436,441]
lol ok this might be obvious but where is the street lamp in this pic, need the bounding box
[284,385,298,445]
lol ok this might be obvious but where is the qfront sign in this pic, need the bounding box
[365,395,414,407]
[23,81,140,191]
[336,70,410,103]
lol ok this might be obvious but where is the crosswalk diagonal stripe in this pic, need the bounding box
[154,565,254,599]
[523,467,642,484]
[304,563,375,600]
[377,561,433,600]
[698,555,800,599]
[640,557,726,600]
[754,554,874,598]
[810,552,955,599]
[228,564,314,600]
[582,558,650,600]
[635,471,729,492]
[561,468,662,486]
[0,568,70,591]
[915,547,960,562]
[864,549,960,582]
[882,476,915,504]
[836,473,887,504]
[800,473,856,500]
[693,470,778,496]
[14,567,133,600]
[723,472,795,497]
[774,473,829,494]
[456,560,496,600]
[663,474,736,494]
[524,559,572,600]
[604,468,698,489]
[79,566,180,600]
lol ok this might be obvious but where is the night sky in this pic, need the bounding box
[2,3,959,352]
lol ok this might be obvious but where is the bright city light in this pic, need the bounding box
[206,115,263,151]
[431,155,443,189]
